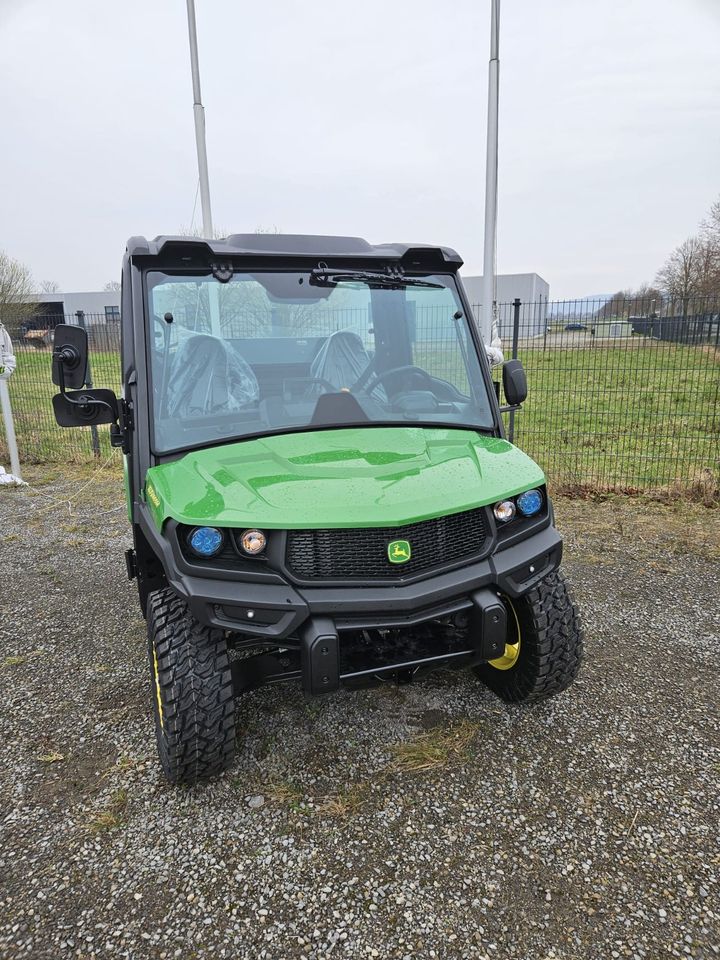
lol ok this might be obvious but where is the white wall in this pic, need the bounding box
[32,291,120,320]
[460,273,550,338]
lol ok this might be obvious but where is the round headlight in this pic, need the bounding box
[240,529,267,555]
[516,489,543,517]
[493,500,516,523]
[188,526,224,557]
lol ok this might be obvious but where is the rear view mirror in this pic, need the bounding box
[52,324,88,390]
[52,389,118,427]
[502,359,528,407]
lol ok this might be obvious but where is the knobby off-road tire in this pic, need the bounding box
[474,570,583,703]
[146,588,235,784]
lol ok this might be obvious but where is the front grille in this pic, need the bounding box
[285,508,488,582]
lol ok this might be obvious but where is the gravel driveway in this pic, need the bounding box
[1,470,719,960]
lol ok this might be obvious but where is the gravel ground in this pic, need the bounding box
[1,469,719,960]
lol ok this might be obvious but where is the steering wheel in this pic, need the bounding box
[361,365,436,396]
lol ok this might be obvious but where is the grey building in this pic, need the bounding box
[32,290,121,323]
[460,272,550,338]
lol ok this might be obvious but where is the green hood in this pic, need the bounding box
[144,427,545,530]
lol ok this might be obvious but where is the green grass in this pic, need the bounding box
[417,337,719,490]
[0,349,120,463]
[2,339,717,491]
[514,340,719,489]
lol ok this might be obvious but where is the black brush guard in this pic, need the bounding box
[230,588,506,696]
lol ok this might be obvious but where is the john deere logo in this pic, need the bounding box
[388,539,411,564]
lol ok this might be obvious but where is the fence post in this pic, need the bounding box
[76,310,101,459]
[0,378,21,479]
[508,298,521,443]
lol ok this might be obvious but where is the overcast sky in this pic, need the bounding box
[1,0,719,298]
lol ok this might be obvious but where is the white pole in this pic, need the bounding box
[186,0,214,239]
[0,379,21,479]
[481,0,500,346]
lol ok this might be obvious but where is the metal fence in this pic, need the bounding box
[494,296,719,493]
[1,298,718,493]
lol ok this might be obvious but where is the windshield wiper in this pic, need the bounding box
[310,263,443,289]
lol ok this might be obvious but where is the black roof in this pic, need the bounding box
[125,233,463,270]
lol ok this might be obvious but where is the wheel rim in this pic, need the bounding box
[488,598,521,671]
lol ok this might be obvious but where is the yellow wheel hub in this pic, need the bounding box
[152,647,165,730]
[488,600,521,671]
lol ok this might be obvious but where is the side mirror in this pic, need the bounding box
[52,389,118,427]
[502,359,528,407]
[52,324,88,390]
[51,323,121,432]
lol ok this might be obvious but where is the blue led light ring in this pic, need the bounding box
[516,489,543,517]
[188,526,224,557]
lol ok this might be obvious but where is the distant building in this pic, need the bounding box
[592,319,633,339]
[30,291,121,324]
[460,273,550,338]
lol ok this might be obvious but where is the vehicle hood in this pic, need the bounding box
[144,427,545,530]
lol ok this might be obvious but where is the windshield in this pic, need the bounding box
[145,270,494,453]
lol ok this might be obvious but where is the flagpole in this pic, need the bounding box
[186,0,214,239]
[481,0,500,345]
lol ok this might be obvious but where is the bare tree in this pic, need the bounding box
[655,197,720,310]
[698,195,720,295]
[39,279,61,293]
[655,237,705,304]
[177,225,229,240]
[177,225,283,239]
[695,240,720,297]
[596,284,663,319]
[628,283,663,316]
[163,225,347,337]
[103,280,121,292]
[0,250,37,334]
[700,195,720,244]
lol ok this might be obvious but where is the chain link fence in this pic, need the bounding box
[1,298,718,494]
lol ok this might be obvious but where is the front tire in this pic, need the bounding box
[474,571,583,702]
[147,588,236,784]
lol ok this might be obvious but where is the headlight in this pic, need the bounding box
[239,529,267,555]
[493,500,516,523]
[188,526,224,557]
[516,489,543,517]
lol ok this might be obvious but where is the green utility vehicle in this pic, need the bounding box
[51,234,582,784]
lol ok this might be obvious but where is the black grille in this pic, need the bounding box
[285,508,489,582]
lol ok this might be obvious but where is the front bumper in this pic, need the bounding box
[138,505,562,641]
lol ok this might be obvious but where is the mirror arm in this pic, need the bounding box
[54,343,127,442]
[52,345,106,411]
[499,404,523,413]
[52,346,74,396]
[68,394,116,414]
[53,344,120,417]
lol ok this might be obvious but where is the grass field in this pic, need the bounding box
[1,339,717,493]
[513,339,719,491]
[0,349,121,463]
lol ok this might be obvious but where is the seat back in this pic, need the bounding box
[165,333,259,418]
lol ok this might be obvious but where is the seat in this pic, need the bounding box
[165,333,259,419]
[310,330,386,402]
